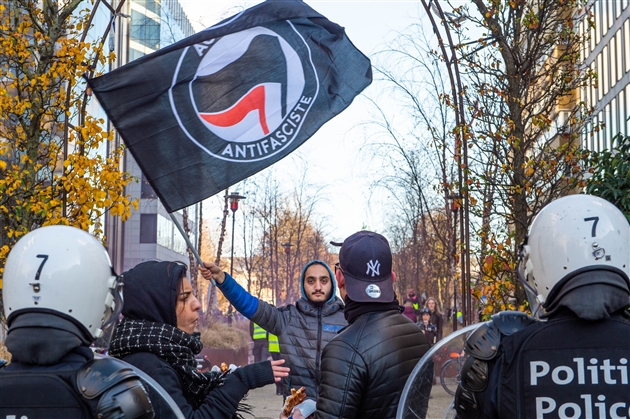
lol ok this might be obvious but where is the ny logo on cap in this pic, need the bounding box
[366,260,380,277]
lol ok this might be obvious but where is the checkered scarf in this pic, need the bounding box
[110,318,213,408]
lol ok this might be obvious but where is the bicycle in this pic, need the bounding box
[440,351,465,396]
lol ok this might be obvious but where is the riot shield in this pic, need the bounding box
[95,354,185,419]
[397,323,485,419]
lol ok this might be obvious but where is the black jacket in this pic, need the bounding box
[120,350,254,419]
[219,260,347,398]
[484,311,630,419]
[0,346,99,418]
[113,261,273,419]
[315,310,430,419]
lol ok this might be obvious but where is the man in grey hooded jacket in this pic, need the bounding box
[200,260,346,400]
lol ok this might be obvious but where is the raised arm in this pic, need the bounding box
[200,262,286,334]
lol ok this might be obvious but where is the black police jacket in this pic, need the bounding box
[485,311,630,419]
[315,310,430,419]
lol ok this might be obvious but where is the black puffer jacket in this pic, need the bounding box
[218,260,347,399]
[251,291,346,397]
[315,310,430,419]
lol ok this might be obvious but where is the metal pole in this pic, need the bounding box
[230,211,236,277]
[286,249,290,299]
[453,206,458,332]
[168,212,214,285]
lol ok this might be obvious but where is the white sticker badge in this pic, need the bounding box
[365,284,382,299]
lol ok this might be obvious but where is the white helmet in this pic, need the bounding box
[3,225,121,339]
[519,194,630,307]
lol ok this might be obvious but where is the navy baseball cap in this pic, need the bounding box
[339,231,394,303]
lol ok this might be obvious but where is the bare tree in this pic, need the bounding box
[362,28,460,312]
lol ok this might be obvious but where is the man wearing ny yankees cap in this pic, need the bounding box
[314,231,430,419]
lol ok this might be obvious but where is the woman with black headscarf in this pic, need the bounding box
[109,260,288,419]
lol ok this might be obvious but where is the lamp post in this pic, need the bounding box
[282,242,293,303]
[228,192,246,277]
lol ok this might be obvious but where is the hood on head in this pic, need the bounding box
[299,260,337,304]
[121,260,187,327]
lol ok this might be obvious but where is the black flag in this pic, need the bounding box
[87,0,372,212]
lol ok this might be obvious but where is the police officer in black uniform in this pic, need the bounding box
[455,195,630,419]
[0,225,154,419]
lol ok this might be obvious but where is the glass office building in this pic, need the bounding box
[579,0,630,151]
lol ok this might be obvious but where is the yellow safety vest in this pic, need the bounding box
[253,323,266,340]
[268,333,280,353]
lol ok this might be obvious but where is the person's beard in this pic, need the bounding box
[308,289,331,306]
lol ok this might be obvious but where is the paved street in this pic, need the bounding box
[245,382,455,419]
[246,383,284,419]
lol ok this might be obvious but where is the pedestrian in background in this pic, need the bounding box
[416,308,438,346]
[403,289,421,310]
[425,297,444,341]
[401,300,418,322]
[268,332,284,396]
[250,321,268,363]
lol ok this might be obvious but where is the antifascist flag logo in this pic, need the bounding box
[170,24,317,162]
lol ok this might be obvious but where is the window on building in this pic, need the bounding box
[173,229,187,255]
[602,45,609,94]
[625,20,630,74]
[596,120,602,151]
[605,104,612,149]
[597,53,603,101]
[130,10,160,50]
[611,38,617,88]
[157,214,173,250]
[602,1,608,36]
[616,29,623,82]
[590,19,596,53]
[595,1,602,44]
[611,97,618,139]
[134,0,160,15]
[140,214,157,243]
[619,90,625,135]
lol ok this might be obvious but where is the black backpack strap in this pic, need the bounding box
[77,357,154,419]
[455,311,535,419]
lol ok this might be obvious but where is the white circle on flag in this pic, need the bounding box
[193,27,305,143]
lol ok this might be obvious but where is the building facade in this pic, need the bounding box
[580,0,630,151]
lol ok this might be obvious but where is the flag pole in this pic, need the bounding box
[168,212,216,285]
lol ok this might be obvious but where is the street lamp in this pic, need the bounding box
[282,242,293,303]
[228,192,246,277]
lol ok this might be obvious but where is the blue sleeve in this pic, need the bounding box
[217,273,259,318]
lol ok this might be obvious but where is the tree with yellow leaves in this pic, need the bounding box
[0,0,137,310]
